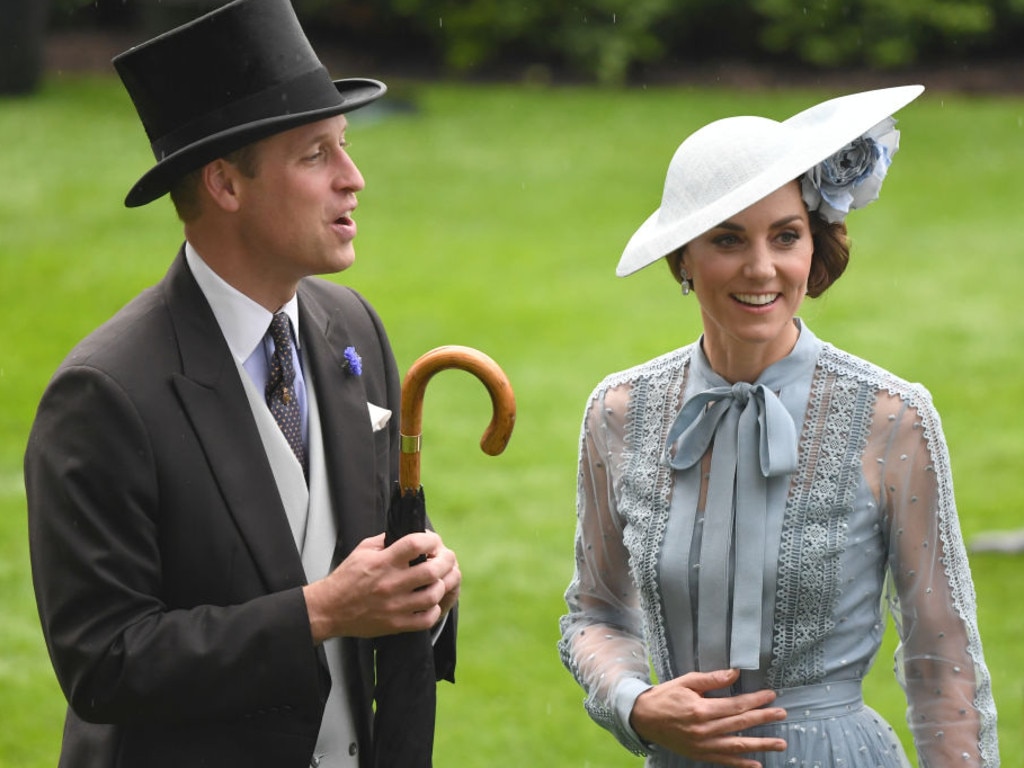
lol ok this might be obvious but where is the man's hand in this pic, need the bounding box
[303,531,460,644]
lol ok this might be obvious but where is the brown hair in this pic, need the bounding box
[663,213,851,298]
[807,214,850,297]
[168,143,262,223]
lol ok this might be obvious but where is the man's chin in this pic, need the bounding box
[323,248,356,275]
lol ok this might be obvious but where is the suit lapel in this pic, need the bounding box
[163,251,307,593]
[298,285,381,562]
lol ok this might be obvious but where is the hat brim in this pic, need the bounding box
[124,77,386,207]
[616,84,924,277]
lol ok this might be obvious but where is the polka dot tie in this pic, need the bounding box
[265,312,306,473]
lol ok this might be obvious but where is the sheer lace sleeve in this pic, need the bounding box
[867,387,999,767]
[559,382,653,755]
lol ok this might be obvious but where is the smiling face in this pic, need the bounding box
[679,180,814,382]
[231,113,365,285]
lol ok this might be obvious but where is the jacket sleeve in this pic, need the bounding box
[25,359,328,727]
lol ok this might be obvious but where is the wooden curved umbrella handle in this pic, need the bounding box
[399,345,516,492]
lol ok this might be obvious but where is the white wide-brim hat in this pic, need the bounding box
[617,84,924,277]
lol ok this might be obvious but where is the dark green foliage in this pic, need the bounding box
[295,0,1023,82]
[45,1,1024,84]
[753,0,996,67]
[0,0,49,93]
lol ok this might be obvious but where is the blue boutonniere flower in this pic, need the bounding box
[343,346,362,376]
[801,116,900,224]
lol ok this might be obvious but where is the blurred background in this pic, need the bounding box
[4,0,1024,94]
[2,2,1022,767]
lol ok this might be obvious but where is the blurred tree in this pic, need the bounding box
[368,0,681,84]
[1,0,50,94]
[753,0,994,68]
[50,0,136,27]
[36,0,1024,84]
[553,0,677,85]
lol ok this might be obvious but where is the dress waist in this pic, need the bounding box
[772,681,863,721]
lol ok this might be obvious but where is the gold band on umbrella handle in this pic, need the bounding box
[399,345,516,492]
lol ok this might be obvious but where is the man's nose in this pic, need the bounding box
[334,150,365,192]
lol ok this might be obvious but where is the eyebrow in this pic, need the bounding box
[715,214,805,231]
[300,120,349,148]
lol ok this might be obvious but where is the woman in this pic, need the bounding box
[558,86,999,768]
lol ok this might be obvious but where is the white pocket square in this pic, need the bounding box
[367,403,392,432]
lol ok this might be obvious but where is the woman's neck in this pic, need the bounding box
[700,319,801,383]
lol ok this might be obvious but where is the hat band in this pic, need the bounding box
[150,66,342,161]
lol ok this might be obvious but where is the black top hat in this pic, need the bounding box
[113,0,386,207]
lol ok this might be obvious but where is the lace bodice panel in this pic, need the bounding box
[558,334,998,766]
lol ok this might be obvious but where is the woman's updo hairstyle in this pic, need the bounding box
[807,214,850,298]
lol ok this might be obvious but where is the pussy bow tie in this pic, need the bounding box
[664,382,799,670]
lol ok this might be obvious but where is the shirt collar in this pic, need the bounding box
[185,242,301,364]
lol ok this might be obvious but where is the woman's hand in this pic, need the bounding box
[630,668,787,768]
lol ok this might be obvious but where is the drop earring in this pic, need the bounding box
[679,268,691,296]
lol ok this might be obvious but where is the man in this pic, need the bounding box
[24,1,459,766]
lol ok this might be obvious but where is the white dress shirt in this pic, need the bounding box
[185,242,308,450]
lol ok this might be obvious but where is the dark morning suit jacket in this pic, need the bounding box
[25,249,455,768]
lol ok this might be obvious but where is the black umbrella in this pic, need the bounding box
[373,345,516,767]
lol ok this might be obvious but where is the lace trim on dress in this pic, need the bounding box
[769,367,848,687]
[613,346,692,684]
[562,346,692,752]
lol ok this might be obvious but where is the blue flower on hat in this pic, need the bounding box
[802,117,900,223]
[343,346,362,376]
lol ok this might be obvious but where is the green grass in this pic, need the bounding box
[2,74,1022,766]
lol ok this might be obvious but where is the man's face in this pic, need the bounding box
[231,114,365,284]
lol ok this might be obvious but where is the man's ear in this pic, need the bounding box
[202,159,242,213]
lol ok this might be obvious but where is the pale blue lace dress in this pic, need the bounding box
[559,322,998,767]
